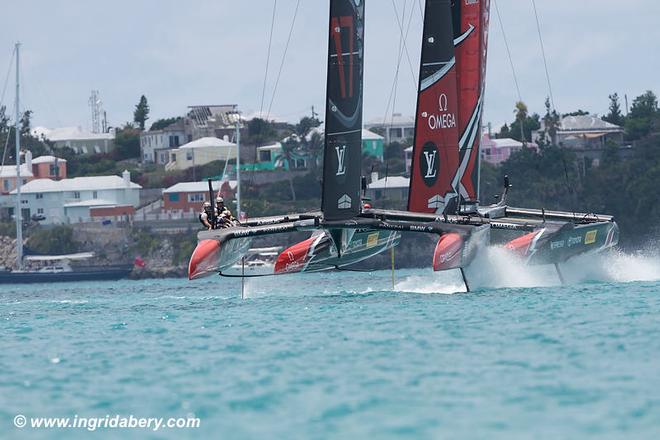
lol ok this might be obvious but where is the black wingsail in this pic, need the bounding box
[321,0,365,221]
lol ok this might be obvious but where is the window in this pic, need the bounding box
[390,128,403,139]
[404,127,415,139]
[73,191,81,199]
[3,180,8,191]
[186,151,193,161]
[259,150,271,162]
[36,193,43,199]
[295,159,306,168]
[171,154,176,162]
[169,135,180,148]
[168,193,180,202]
[187,135,193,143]
[93,191,98,199]
[49,165,59,176]
[188,193,204,203]
[37,208,44,214]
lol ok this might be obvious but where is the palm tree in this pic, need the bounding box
[300,131,324,172]
[514,101,528,143]
[275,139,299,201]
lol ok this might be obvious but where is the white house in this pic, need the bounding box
[166,137,237,171]
[140,119,189,164]
[365,114,415,144]
[32,126,116,155]
[367,175,410,202]
[9,171,141,224]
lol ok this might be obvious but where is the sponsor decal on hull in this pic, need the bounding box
[585,230,598,245]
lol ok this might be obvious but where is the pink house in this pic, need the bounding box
[1,152,67,195]
[481,134,538,165]
[32,155,67,180]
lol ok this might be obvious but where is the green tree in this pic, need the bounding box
[133,95,150,130]
[513,101,528,142]
[602,93,624,127]
[296,116,321,137]
[113,124,141,160]
[497,123,511,139]
[274,139,299,201]
[562,110,589,117]
[300,131,324,172]
[539,97,560,147]
[246,118,278,146]
[625,90,658,140]
[509,113,541,143]
[149,117,182,131]
[19,110,32,136]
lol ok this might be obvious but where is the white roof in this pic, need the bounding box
[365,114,415,127]
[32,126,114,142]
[11,175,141,194]
[257,142,282,152]
[362,129,384,141]
[291,125,383,143]
[63,199,118,208]
[368,176,410,190]
[163,180,237,194]
[0,164,33,178]
[178,137,236,150]
[491,138,524,149]
[32,155,67,164]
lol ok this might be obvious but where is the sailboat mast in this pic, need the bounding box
[14,42,23,270]
[235,118,241,218]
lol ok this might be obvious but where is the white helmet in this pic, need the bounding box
[216,196,224,204]
[203,201,212,209]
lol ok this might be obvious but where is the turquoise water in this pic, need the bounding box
[1,251,659,439]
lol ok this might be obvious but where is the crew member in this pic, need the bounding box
[199,201,214,230]
[215,196,236,228]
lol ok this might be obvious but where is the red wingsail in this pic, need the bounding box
[407,0,461,214]
[452,0,490,201]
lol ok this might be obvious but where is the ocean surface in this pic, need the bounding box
[1,249,659,439]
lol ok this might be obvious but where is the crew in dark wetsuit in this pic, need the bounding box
[215,197,236,228]
[198,201,214,230]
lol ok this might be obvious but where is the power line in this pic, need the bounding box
[259,0,278,118]
[0,47,15,110]
[493,0,522,103]
[531,0,556,112]
[382,0,417,126]
[266,0,301,120]
[390,0,418,90]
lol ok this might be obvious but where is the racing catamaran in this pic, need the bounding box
[188,0,619,288]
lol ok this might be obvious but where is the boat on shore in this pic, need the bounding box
[0,43,134,285]
[0,252,133,284]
